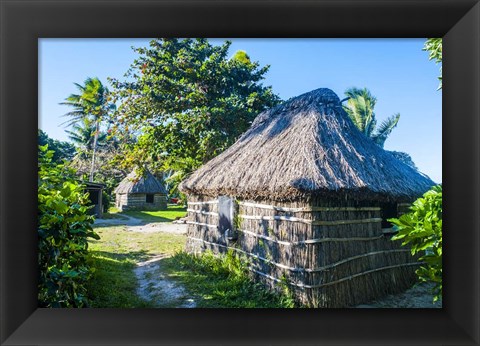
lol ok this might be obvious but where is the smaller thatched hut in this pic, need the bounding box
[114,170,167,211]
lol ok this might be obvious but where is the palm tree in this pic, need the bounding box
[65,118,107,158]
[343,87,400,148]
[61,77,115,181]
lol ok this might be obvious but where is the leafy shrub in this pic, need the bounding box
[389,185,442,301]
[38,145,99,307]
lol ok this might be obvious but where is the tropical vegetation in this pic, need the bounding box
[423,38,442,89]
[108,38,280,196]
[389,185,443,301]
[37,38,442,308]
[343,87,400,148]
[61,77,115,181]
[38,145,99,307]
[65,117,108,156]
[38,129,76,163]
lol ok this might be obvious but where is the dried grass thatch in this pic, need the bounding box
[180,88,435,202]
[114,170,167,195]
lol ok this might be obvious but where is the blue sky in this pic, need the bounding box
[39,38,442,182]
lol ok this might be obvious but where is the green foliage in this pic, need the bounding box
[38,145,99,307]
[61,77,116,181]
[65,118,126,206]
[164,250,295,308]
[109,38,281,191]
[343,87,400,148]
[65,117,108,154]
[231,50,252,65]
[389,185,442,301]
[423,38,442,89]
[38,129,76,163]
[60,77,114,127]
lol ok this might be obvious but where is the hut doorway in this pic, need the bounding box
[146,194,154,203]
[84,182,104,218]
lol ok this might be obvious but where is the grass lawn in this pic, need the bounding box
[118,205,187,223]
[86,224,186,308]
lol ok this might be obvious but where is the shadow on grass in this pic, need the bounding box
[92,205,187,227]
[91,249,151,263]
[90,222,138,229]
[123,210,186,223]
[124,213,173,223]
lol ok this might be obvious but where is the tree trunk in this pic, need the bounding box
[89,120,99,182]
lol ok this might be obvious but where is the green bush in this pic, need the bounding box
[38,145,99,307]
[389,185,442,301]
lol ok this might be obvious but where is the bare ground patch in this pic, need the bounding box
[355,282,442,308]
[134,255,196,308]
[94,215,187,234]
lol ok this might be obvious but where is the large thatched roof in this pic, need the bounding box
[179,88,435,202]
[115,170,167,195]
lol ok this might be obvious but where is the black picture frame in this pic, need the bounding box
[1,0,479,345]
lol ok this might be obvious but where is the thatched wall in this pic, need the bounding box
[116,193,167,211]
[185,196,222,253]
[185,194,418,308]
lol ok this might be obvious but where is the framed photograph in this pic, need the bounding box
[1,0,479,345]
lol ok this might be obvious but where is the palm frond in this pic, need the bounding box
[343,90,376,136]
[372,113,400,147]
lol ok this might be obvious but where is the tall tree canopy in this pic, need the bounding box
[343,87,400,148]
[109,38,280,188]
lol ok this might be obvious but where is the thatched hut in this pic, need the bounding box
[114,170,167,211]
[179,88,435,308]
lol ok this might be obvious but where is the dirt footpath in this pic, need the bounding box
[94,215,193,307]
[134,255,196,308]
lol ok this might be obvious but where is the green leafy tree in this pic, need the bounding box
[61,77,115,181]
[389,185,442,301]
[343,87,400,148]
[423,38,442,89]
[109,38,280,192]
[38,129,76,163]
[38,145,99,307]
